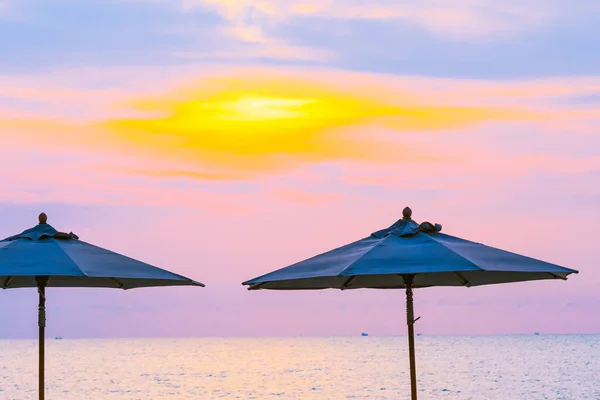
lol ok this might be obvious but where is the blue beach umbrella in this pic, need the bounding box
[242,207,577,400]
[0,213,204,400]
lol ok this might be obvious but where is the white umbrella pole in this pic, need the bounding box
[405,275,418,400]
[36,277,48,400]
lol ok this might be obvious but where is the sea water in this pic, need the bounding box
[0,335,598,399]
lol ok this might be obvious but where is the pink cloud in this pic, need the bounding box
[173,0,567,41]
[173,43,335,62]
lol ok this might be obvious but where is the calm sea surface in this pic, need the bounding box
[0,335,598,399]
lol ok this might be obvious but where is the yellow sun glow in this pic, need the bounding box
[101,76,532,175]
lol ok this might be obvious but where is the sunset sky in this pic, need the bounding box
[0,0,599,338]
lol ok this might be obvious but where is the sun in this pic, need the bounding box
[200,96,317,121]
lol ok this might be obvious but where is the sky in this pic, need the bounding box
[0,0,599,338]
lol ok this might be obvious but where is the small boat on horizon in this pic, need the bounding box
[54,336,63,340]
[534,332,540,335]
[361,333,368,337]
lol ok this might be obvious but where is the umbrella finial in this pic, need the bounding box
[402,207,412,220]
[38,213,47,225]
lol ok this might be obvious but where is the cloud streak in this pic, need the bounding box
[173,43,334,62]
[170,0,578,43]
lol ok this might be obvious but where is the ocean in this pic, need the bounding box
[0,335,598,399]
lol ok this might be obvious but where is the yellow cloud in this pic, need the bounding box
[100,75,533,175]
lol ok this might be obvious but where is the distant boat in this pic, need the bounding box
[417,333,423,337]
[534,332,540,335]
[361,333,368,337]
[54,337,63,340]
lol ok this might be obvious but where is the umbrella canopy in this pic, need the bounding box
[243,208,574,290]
[242,207,578,400]
[0,214,204,289]
[0,213,204,400]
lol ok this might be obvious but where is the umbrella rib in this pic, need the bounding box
[111,278,125,289]
[55,240,91,278]
[341,276,355,290]
[2,276,13,288]
[248,282,264,290]
[454,272,471,287]
[336,239,388,277]
[548,272,567,281]
[420,234,487,272]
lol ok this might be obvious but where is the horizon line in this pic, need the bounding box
[1,332,598,340]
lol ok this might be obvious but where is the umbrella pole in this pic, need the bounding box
[36,277,48,400]
[404,275,418,400]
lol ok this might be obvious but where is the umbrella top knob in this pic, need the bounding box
[402,207,412,220]
[38,213,48,225]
